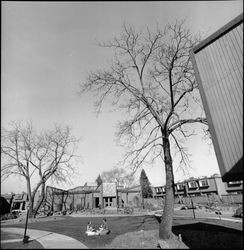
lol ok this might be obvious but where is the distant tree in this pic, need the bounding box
[140,169,153,198]
[95,174,103,187]
[79,21,208,239]
[1,122,79,218]
[100,168,135,187]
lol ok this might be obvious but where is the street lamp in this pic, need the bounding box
[23,203,30,244]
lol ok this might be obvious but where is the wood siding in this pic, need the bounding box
[191,15,243,181]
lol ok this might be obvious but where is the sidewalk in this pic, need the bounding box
[152,209,243,223]
[173,214,243,223]
[1,227,88,249]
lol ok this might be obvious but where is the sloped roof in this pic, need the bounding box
[120,185,141,192]
[1,194,14,200]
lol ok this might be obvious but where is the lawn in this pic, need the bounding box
[1,215,243,249]
[2,215,159,248]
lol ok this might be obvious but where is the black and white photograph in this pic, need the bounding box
[1,1,243,249]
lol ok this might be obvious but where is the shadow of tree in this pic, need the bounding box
[172,222,242,249]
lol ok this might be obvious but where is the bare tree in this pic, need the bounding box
[1,122,79,217]
[79,20,208,239]
[100,167,135,187]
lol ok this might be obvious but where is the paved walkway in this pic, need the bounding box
[1,227,88,249]
[152,209,243,223]
[173,215,242,223]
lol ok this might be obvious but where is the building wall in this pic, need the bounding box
[11,192,38,211]
[45,183,142,211]
[185,178,218,195]
[120,186,142,207]
[224,181,243,194]
[191,14,243,181]
[214,177,228,196]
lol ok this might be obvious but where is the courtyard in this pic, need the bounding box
[1,211,242,249]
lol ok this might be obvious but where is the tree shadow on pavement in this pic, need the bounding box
[172,222,243,249]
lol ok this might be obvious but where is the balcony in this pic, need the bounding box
[198,179,209,188]
[188,181,198,189]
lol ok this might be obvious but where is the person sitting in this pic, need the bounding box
[97,218,110,235]
[85,221,98,236]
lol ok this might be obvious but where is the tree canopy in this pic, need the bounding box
[79,20,208,239]
[100,167,135,187]
[1,122,79,217]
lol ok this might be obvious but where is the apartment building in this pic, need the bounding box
[153,174,243,199]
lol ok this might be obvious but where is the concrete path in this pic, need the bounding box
[173,215,242,223]
[1,227,88,249]
[151,209,243,223]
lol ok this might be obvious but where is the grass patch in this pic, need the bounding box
[101,230,188,249]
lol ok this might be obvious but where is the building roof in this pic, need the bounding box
[120,185,141,192]
[84,182,97,187]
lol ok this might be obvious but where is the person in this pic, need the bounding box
[97,218,110,235]
[85,221,98,236]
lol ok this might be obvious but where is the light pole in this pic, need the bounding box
[190,197,196,219]
[23,204,30,244]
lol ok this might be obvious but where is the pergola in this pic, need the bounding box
[44,185,99,213]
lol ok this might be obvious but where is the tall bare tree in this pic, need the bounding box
[79,20,208,239]
[1,122,79,217]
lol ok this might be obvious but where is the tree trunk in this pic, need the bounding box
[33,182,45,217]
[26,177,34,218]
[159,136,175,239]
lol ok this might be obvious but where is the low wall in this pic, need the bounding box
[174,193,242,205]
[221,194,242,204]
[143,198,164,209]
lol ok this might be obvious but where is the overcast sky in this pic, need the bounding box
[1,1,243,194]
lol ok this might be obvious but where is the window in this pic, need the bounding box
[188,181,197,189]
[162,187,166,193]
[177,184,184,190]
[14,194,24,200]
[228,181,242,186]
[104,197,113,207]
[199,179,209,187]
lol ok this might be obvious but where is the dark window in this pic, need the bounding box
[188,181,198,189]
[228,181,242,186]
[104,197,113,207]
[177,184,184,190]
[199,179,209,187]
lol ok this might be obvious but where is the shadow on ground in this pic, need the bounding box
[172,222,243,249]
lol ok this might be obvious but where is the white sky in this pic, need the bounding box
[1,1,243,194]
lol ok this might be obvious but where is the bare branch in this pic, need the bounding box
[169,117,208,133]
